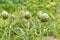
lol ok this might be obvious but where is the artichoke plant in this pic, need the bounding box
[10,15,15,20]
[1,11,8,20]
[22,11,31,19]
[10,15,15,23]
[37,11,50,22]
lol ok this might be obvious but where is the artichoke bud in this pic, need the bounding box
[23,11,30,19]
[10,15,15,20]
[10,15,15,23]
[1,11,8,20]
[37,11,50,22]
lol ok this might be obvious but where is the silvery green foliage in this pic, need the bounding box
[1,11,8,19]
[37,11,50,22]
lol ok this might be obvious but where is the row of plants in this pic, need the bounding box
[0,0,60,40]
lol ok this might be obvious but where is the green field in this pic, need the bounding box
[0,0,60,40]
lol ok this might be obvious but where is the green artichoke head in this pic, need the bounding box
[22,11,31,19]
[1,11,8,19]
[37,11,50,22]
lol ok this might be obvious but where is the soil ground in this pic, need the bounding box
[42,36,60,40]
